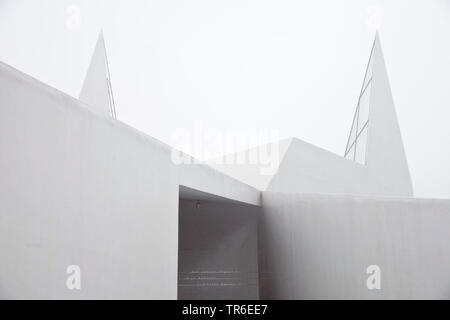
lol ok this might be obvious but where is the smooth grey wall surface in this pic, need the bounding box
[0,62,262,299]
[0,63,179,299]
[178,199,259,300]
[259,192,450,299]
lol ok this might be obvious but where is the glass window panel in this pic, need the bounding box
[346,113,358,154]
[362,54,373,90]
[346,48,373,162]
[345,144,355,161]
[354,126,368,164]
[357,82,371,134]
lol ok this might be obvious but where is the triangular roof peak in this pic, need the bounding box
[79,30,117,119]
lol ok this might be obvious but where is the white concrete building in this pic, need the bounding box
[1,33,449,299]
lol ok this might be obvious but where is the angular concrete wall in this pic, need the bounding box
[0,61,262,299]
[0,62,179,299]
[267,138,370,194]
[259,192,450,299]
[178,199,259,300]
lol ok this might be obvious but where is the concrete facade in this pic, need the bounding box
[211,34,413,198]
[0,34,449,299]
[259,193,450,299]
[0,61,258,299]
[0,61,179,299]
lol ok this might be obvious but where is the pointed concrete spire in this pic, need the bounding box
[344,32,412,195]
[266,33,413,197]
[79,30,117,119]
[365,32,413,195]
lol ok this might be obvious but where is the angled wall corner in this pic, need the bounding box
[79,31,117,119]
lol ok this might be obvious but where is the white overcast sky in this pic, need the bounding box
[0,0,449,199]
